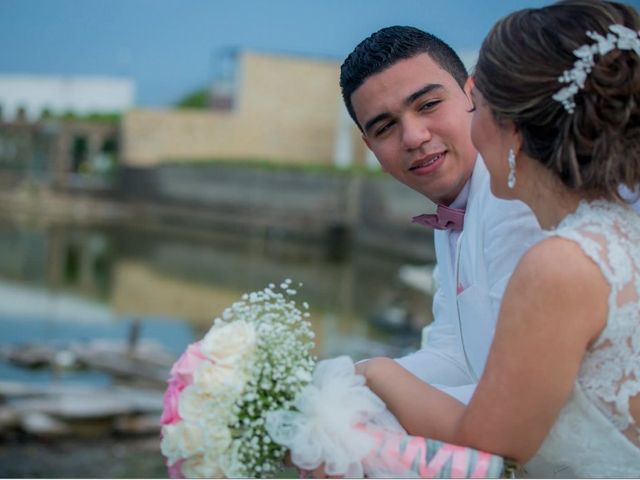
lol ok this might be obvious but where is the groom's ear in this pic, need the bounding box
[463,76,475,110]
[464,75,474,97]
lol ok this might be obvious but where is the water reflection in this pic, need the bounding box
[0,216,434,384]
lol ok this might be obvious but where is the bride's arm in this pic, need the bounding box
[359,237,607,463]
[357,357,466,439]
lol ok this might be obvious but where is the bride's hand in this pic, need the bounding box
[354,358,370,377]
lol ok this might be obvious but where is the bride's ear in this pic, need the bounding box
[513,129,525,158]
[507,123,524,157]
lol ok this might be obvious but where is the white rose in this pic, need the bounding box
[160,421,204,464]
[181,453,225,479]
[160,424,182,465]
[203,422,232,455]
[194,361,246,395]
[201,320,257,365]
[179,380,238,425]
[178,384,211,422]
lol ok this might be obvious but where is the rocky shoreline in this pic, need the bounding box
[0,338,174,478]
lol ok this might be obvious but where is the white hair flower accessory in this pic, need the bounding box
[553,24,640,113]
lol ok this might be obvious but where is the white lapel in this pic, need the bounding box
[457,157,489,288]
[434,228,454,303]
[457,158,496,378]
[432,158,486,338]
[464,157,489,239]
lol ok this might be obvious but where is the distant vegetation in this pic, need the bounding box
[174,88,209,109]
[40,110,121,123]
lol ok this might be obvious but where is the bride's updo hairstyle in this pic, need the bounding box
[474,0,640,201]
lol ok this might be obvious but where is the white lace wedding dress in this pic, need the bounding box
[523,200,640,478]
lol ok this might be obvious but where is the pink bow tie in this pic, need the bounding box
[412,204,465,231]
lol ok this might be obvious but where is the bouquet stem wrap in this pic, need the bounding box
[360,425,504,478]
[266,356,504,478]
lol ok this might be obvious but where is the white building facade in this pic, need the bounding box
[0,74,135,121]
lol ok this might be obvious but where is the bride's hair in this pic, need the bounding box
[474,0,640,202]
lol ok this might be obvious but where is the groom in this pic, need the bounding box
[340,26,543,404]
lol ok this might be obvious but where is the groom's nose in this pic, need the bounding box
[402,117,432,151]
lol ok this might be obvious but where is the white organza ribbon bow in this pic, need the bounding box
[266,356,400,477]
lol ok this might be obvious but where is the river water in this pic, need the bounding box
[0,214,434,477]
[0,215,434,385]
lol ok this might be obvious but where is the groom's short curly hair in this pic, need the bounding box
[340,26,468,131]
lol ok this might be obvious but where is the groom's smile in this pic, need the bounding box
[409,150,447,175]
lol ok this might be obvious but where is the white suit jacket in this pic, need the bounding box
[396,157,543,403]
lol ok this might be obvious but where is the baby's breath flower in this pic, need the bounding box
[161,280,316,478]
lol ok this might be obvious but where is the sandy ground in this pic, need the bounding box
[0,435,167,479]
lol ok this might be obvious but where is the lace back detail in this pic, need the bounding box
[550,200,640,448]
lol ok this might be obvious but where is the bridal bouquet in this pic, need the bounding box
[160,279,315,478]
[160,279,505,478]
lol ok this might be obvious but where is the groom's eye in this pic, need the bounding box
[419,100,441,111]
[375,121,395,137]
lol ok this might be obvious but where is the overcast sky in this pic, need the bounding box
[2,0,637,106]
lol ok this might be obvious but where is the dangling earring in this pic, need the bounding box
[507,148,516,189]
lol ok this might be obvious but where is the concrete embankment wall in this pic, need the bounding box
[117,163,436,262]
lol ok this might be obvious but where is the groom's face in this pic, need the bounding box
[351,53,477,206]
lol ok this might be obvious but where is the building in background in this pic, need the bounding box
[0,74,134,121]
[121,49,371,169]
[0,75,135,190]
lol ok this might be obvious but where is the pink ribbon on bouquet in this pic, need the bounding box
[357,423,503,478]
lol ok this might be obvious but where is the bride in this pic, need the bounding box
[354,0,640,476]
